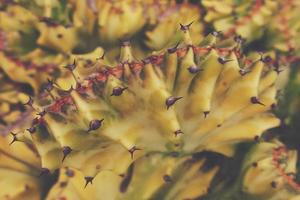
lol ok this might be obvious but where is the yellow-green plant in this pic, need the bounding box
[2,27,281,199]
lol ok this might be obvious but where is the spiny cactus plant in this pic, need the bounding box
[242,141,300,200]
[0,0,204,95]
[3,26,282,199]
[202,0,278,42]
[0,0,203,55]
[264,0,300,54]
[276,63,300,152]
[0,71,32,134]
[0,132,41,200]
[2,0,299,199]
[204,141,300,200]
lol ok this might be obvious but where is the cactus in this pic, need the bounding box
[0,132,41,200]
[1,1,299,199]
[0,1,203,54]
[202,0,278,41]
[0,71,32,135]
[0,0,204,93]
[2,26,279,199]
[202,141,300,200]
[264,0,300,53]
[242,141,300,200]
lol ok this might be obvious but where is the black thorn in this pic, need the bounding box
[180,21,193,31]
[261,55,272,63]
[203,111,210,118]
[273,64,284,74]
[23,96,33,107]
[218,57,233,65]
[66,85,74,93]
[174,129,184,137]
[37,110,47,117]
[166,96,183,110]
[163,175,172,183]
[128,146,141,159]
[27,126,36,134]
[250,97,265,106]
[217,124,222,127]
[167,42,180,54]
[9,132,18,145]
[84,176,94,188]
[64,59,77,71]
[96,52,106,60]
[39,168,50,177]
[62,146,72,162]
[45,79,54,92]
[270,181,277,188]
[87,119,104,133]
[111,87,128,96]
[239,69,251,76]
[187,66,203,74]
[252,162,258,167]
[275,68,284,74]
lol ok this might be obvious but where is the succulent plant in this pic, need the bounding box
[202,0,278,42]
[202,141,300,200]
[264,0,300,53]
[2,1,300,199]
[0,0,204,95]
[0,71,33,135]
[1,25,281,199]
[242,141,300,200]
[0,0,203,54]
[0,132,41,200]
